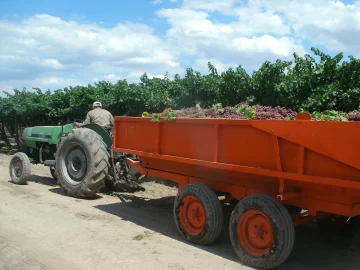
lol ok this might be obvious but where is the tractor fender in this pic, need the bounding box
[80,124,113,149]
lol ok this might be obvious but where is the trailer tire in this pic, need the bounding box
[9,152,31,185]
[350,216,360,248]
[55,128,109,198]
[229,194,295,270]
[174,183,223,245]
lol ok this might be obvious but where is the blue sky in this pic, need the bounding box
[0,0,359,93]
[0,0,170,28]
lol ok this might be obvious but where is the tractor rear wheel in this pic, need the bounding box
[55,128,110,198]
[9,152,31,185]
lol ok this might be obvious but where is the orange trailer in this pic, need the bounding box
[112,113,360,269]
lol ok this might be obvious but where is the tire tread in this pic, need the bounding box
[174,182,223,245]
[56,128,109,198]
[9,152,31,185]
[229,194,295,270]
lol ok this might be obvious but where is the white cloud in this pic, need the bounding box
[157,7,305,70]
[157,0,360,71]
[152,0,162,4]
[182,0,237,14]
[192,0,360,53]
[0,14,182,91]
[104,74,121,82]
[279,0,360,52]
[42,59,64,69]
[0,76,84,95]
[36,76,82,86]
[231,6,290,36]
[1,0,360,92]
[231,35,301,57]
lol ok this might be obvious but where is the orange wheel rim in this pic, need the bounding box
[179,196,205,235]
[238,210,274,257]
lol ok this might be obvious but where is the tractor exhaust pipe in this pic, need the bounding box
[43,160,55,167]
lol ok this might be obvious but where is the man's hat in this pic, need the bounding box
[93,101,102,107]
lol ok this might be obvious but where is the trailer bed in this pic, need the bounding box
[112,115,360,269]
[113,117,360,216]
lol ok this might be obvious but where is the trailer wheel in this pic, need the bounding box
[350,216,360,248]
[9,152,31,185]
[174,183,223,245]
[229,194,295,270]
[55,128,110,198]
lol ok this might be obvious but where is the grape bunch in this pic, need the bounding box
[204,107,246,119]
[152,103,298,120]
[233,104,298,120]
[346,110,360,121]
[144,103,360,122]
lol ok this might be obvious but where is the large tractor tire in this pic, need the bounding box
[174,183,223,245]
[9,152,31,185]
[229,194,295,270]
[55,128,110,198]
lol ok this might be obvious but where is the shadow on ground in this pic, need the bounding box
[94,193,360,270]
[48,187,104,200]
[28,175,58,187]
[7,175,57,187]
[11,173,360,269]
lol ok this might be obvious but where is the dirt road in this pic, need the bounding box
[0,154,360,270]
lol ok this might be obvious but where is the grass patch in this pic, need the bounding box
[132,230,152,241]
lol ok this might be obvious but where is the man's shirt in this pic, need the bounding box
[79,108,114,127]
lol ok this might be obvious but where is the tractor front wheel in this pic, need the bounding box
[9,152,31,185]
[55,128,110,198]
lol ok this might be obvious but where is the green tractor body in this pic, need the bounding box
[23,123,112,149]
[21,124,74,168]
[10,122,144,197]
[23,124,74,148]
[22,123,113,164]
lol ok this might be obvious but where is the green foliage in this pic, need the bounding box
[235,104,248,114]
[212,103,223,110]
[150,113,160,122]
[244,106,256,119]
[311,110,348,121]
[164,110,177,121]
[1,46,360,142]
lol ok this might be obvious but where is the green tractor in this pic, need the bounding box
[8,122,145,198]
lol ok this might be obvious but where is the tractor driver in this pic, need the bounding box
[74,101,114,133]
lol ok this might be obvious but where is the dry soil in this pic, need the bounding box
[0,154,359,270]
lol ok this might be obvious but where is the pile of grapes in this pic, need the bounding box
[346,110,360,121]
[142,103,360,122]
